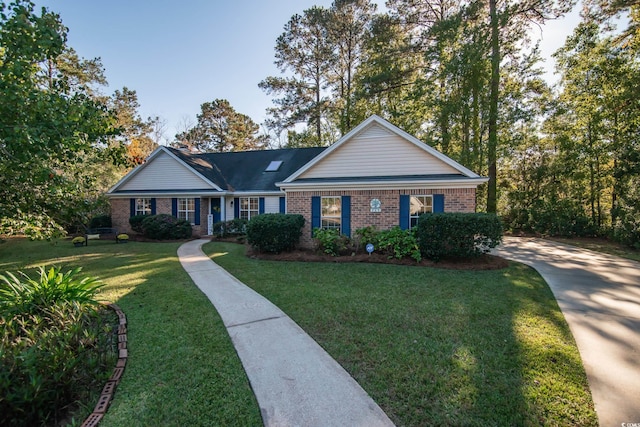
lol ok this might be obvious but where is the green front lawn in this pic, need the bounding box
[0,238,261,426]
[1,238,597,426]
[204,241,597,426]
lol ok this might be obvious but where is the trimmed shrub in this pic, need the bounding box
[247,214,305,253]
[415,213,503,260]
[313,228,350,256]
[89,215,112,229]
[129,214,148,233]
[212,218,248,237]
[141,214,192,240]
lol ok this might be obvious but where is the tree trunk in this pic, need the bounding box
[487,0,499,213]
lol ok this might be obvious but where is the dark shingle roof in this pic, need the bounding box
[167,146,326,192]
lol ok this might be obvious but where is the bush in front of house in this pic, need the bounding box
[212,218,248,237]
[0,267,116,426]
[415,213,503,260]
[313,228,351,256]
[377,226,422,262]
[247,214,305,253]
[141,214,192,240]
[89,215,112,229]
[129,214,148,233]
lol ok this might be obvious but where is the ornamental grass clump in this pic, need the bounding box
[0,267,115,427]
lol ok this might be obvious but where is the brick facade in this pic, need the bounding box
[287,188,476,248]
[110,197,209,237]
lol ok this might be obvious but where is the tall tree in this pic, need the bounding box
[259,6,335,146]
[326,0,376,134]
[0,0,118,238]
[175,99,266,152]
[109,87,159,165]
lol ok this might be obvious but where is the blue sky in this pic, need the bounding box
[33,0,581,143]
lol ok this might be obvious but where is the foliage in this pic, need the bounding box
[246,214,305,253]
[506,198,597,237]
[0,1,122,239]
[212,218,248,237]
[140,214,192,240]
[353,226,379,252]
[89,215,112,229]
[0,266,111,425]
[0,266,104,317]
[175,99,267,152]
[376,226,422,262]
[0,304,117,427]
[415,213,503,260]
[129,214,148,233]
[313,228,350,256]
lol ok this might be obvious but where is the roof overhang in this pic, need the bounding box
[277,177,489,191]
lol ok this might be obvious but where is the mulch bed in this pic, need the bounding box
[246,247,509,270]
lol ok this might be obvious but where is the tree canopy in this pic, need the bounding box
[260,0,640,246]
[175,99,267,152]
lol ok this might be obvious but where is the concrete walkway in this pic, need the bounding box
[494,237,640,427]
[177,239,394,427]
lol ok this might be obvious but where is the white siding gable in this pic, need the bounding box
[298,123,460,179]
[119,151,215,191]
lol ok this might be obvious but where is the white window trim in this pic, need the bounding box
[136,198,152,216]
[321,196,342,232]
[178,197,196,224]
[409,195,433,228]
[240,197,259,221]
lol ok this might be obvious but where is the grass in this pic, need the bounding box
[0,238,261,427]
[546,236,640,262]
[204,241,597,426]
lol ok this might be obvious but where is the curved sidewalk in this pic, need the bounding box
[494,237,640,427]
[177,239,394,427]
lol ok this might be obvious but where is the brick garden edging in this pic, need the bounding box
[80,303,128,427]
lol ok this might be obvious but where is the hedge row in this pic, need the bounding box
[128,214,192,240]
[415,213,503,260]
[247,214,305,253]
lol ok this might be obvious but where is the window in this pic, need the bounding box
[135,198,152,216]
[178,198,196,223]
[321,197,341,231]
[240,197,259,220]
[410,195,433,228]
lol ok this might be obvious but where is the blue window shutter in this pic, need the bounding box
[151,198,156,215]
[311,196,321,236]
[194,198,201,225]
[259,197,265,214]
[399,195,410,230]
[130,198,135,217]
[279,197,286,213]
[434,194,445,213]
[172,198,177,217]
[341,196,351,237]
[234,198,240,219]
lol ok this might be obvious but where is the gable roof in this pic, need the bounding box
[278,115,487,190]
[108,115,487,197]
[283,115,481,183]
[168,146,325,192]
[107,145,326,196]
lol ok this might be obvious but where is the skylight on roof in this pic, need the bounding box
[265,160,283,172]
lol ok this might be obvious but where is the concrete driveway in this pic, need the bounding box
[494,237,640,427]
